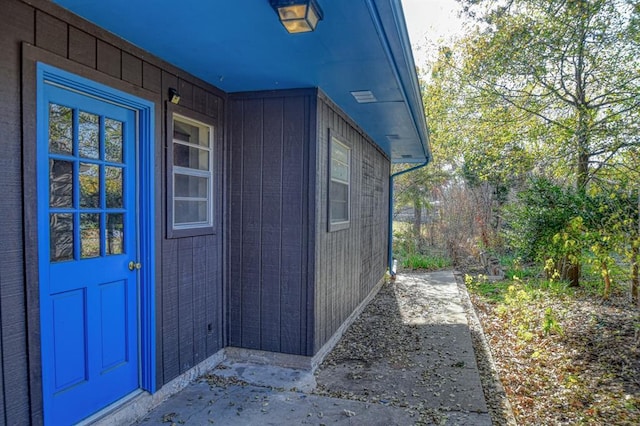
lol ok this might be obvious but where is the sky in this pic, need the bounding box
[401,0,466,67]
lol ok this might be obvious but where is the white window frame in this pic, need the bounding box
[169,112,214,236]
[328,132,351,231]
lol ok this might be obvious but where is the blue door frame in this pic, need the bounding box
[36,63,156,425]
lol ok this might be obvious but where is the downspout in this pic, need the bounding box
[388,160,428,277]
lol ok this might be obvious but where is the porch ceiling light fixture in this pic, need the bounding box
[270,0,324,33]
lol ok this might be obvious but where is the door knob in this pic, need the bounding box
[128,261,142,271]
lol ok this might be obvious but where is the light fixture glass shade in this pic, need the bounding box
[270,0,323,33]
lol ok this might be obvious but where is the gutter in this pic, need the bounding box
[365,0,431,160]
[364,0,432,274]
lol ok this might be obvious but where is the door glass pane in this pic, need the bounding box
[173,144,209,170]
[175,200,208,224]
[79,111,99,159]
[80,213,100,258]
[106,214,124,255]
[80,163,100,208]
[175,173,208,198]
[49,104,73,155]
[105,118,123,163]
[50,159,74,208]
[50,213,74,262]
[106,166,123,208]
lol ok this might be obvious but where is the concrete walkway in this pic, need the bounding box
[134,271,491,425]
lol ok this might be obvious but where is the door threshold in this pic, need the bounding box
[77,389,144,426]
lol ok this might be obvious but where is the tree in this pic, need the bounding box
[458,0,640,189]
[421,43,538,251]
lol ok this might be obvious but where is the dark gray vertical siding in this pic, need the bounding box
[241,99,264,350]
[229,99,244,348]
[281,96,309,355]
[228,91,313,356]
[0,2,35,423]
[313,94,390,353]
[0,1,227,422]
[159,72,225,382]
[260,97,284,353]
[160,70,181,383]
[177,238,195,371]
[192,236,208,363]
[96,39,121,78]
[68,26,97,68]
[122,52,143,87]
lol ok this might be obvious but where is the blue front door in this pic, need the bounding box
[38,81,140,425]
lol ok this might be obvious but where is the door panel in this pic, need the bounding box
[51,289,87,391]
[39,82,140,425]
[99,280,129,371]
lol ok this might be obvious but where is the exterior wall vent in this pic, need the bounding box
[350,90,377,103]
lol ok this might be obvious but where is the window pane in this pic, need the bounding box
[50,213,74,262]
[331,201,348,223]
[79,111,100,159]
[330,181,349,223]
[331,160,349,183]
[329,138,350,226]
[106,213,124,255]
[175,173,209,198]
[80,213,100,258]
[174,119,209,147]
[331,141,349,164]
[170,114,214,233]
[330,180,349,201]
[49,103,73,155]
[173,144,209,170]
[105,118,123,163]
[106,166,123,208]
[80,163,100,208]
[50,159,74,208]
[174,200,208,225]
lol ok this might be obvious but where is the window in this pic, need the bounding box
[329,133,350,231]
[168,111,214,237]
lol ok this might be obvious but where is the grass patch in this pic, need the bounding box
[402,253,452,270]
[464,274,511,302]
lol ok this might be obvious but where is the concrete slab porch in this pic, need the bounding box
[132,271,491,425]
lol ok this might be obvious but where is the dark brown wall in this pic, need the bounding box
[0,1,225,423]
[228,89,390,357]
[0,1,35,424]
[313,94,390,352]
[228,90,315,356]
[2,0,391,423]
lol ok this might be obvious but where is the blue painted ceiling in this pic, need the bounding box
[52,0,430,163]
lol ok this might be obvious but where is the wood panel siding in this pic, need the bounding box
[313,94,390,353]
[1,1,37,423]
[229,89,389,358]
[3,0,392,423]
[228,91,313,356]
[1,1,226,422]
